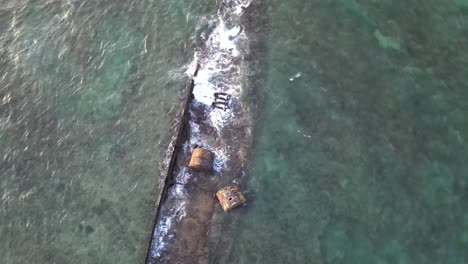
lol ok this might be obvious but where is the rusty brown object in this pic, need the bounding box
[216,184,246,212]
[188,148,214,172]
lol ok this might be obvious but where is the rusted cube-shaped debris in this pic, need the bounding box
[216,184,246,212]
[188,147,214,172]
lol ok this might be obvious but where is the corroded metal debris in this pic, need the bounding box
[188,147,214,172]
[212,92,231,110]
[216,184,246,212]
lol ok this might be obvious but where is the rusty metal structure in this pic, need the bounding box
[216,184,246,212]
[188,147,215,172]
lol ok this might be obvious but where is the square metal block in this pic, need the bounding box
[216,184,246,212]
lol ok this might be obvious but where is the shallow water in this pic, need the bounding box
[2,0,468,263]
[225,0,468,263]
[0,0,215,263]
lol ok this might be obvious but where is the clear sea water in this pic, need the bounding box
[0,0,214,263]
[2,0,468,263]
[226,0,468,263]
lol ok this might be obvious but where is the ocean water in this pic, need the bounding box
[224,0,468,264]
[0,0,215,263]
[2,0,468,263]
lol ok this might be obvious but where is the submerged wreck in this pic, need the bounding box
[145,1,258,263]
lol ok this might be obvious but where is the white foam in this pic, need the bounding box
[175,166,192,185]
[193,71,215,105]
[191,16,246,129]
[152,185,187,257]
[289,72,302,81]
[213,149,228,172]
[187,6,250,169]
[153,0,250,257]
[218,21,242,53]
[185,54,199,77]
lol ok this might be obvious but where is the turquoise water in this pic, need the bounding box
[0,1,215,263]
[2,0,468,263]
[226,0,468,263]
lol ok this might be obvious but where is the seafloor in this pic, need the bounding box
[225,0,468,263]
